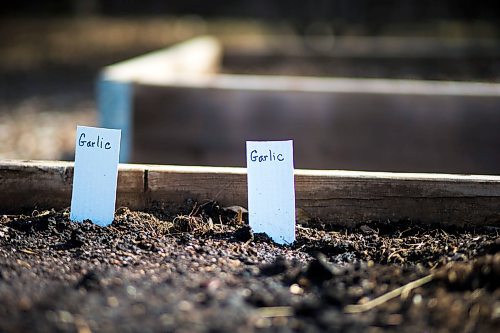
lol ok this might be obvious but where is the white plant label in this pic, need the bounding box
[246,140,295,244]
[70,126,121,226]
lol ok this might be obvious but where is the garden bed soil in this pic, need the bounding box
[0,201,499,332]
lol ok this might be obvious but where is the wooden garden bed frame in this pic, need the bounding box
[1,160,499,227]
[98,36,500,174]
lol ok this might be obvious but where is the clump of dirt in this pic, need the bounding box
[0,201,498,332]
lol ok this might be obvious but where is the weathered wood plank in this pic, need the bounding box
[115,164,146,210]
[1,160,499,226]
[293,170,500,226]
[0,160,145,213]
[146,165,247,208]
[0,160,73,213]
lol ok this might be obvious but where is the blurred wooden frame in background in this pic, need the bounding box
[98,36,500,174]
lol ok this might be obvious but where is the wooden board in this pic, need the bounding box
[0,160,146,213]
[1,160,499,227]
[131,79,500,174]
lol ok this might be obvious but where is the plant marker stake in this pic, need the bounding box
[246,140,295,245]
[70,126,121,226]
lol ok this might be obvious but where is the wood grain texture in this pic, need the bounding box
[0,160,145,213]
[0,160,73,213]
[294,170,500,226]
[1,160,499,226]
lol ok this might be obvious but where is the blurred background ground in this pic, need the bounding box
[1,1,499,160]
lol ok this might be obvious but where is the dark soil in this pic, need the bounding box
[1,201,499,333]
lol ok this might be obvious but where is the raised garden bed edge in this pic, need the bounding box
[1,159,499,227]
